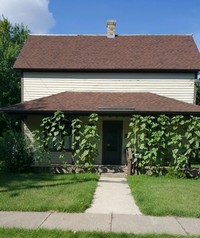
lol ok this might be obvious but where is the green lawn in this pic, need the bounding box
[0,173,99,212]
[0,228,199,238]
[127,175,200,217]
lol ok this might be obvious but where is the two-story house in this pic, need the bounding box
[2,20,200,166]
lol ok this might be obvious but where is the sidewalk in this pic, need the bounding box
[1,211,200,235]
[85,175,141,215]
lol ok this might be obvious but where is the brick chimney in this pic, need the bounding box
[107,20,116,38]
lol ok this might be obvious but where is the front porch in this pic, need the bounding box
[2,91,200,169]
[24,114,131,166]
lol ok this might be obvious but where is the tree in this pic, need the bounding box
[0,17,30,134]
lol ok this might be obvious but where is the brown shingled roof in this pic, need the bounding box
[14,35,200,71]
[2,92,200,115]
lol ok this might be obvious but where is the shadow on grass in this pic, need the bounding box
[0,172,99,194]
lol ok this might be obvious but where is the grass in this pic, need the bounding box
[127,175,200,217]
[0,172,99,212]
[0,228,200,238]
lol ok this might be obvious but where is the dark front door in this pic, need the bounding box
[102,121,122,165]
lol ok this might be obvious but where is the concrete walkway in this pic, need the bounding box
[85,174,141,215]
[1,211,200,235]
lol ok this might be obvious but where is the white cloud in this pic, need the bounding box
[0,0,55,33]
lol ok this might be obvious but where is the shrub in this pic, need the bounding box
[0,131,34,172]
[165,167,186,178]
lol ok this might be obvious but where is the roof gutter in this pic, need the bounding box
[13,68,200,74]
[2,109,200,116]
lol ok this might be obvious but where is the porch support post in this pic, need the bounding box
[126,148,133,175]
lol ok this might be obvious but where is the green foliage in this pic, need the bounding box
[0,17,29,106]
[127,115,144,169]
[33,112,100,168]
[127,115,200,175]
[33,111,70,162]
[168,115,187,170]
[72,113,100,167]
[184,116,200,163]
[32,130,50,164]
[166,167,186,178]
[169,116,200,172]
[71,117,82,165]
[196,80,200,105]
[127,115,170,172]
[0,131,34,172]
[0,17,30,135]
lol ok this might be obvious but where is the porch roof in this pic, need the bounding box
[2,92,200,115]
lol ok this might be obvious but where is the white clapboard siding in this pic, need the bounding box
[23,72,196,103]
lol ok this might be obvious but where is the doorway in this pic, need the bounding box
[102,121,123,165]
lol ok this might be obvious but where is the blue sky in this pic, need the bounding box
[49,0,200,35]
[1,0,200,48]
